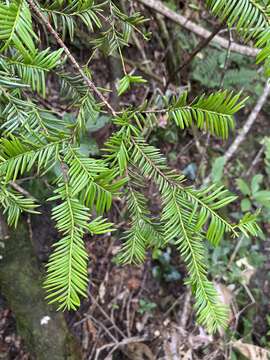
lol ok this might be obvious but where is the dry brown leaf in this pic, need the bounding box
[85,319,97,340]
[242,268,256,284]
[98,272,108,303]
[233,340,270,360]
[236,257,256,284]
[125,342,155,360]
[127,277,141,290]
[215,283,234,326]
[163,328,188,360]
[215,283,233,306]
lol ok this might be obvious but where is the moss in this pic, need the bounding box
[0,218,81,360]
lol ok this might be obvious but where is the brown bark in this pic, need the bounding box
[137,0,259,57]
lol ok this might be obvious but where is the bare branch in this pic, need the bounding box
[164,22,225,90]
[10,181,36,200]
[204,81,270,184]
[223,81,270,164]
[137,0,259,57]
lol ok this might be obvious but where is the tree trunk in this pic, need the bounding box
[0,215,82,360]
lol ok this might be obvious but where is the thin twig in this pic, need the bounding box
[179,133,204,155]
[10,181,36,200]
[0,213,9,240]
[219,30,233,88]
[164,22,224,90]
[245,145,265,176]
[27,0,117,117]
[179,290,191,328]
[223,81,270,164]
[227,235,245,270]
[163,296,182,318]
[204,81,270,184]
[137,0,259,57]
[120,0,151,73]
[88,314,118,343]
[89,293,127,339]
[126,292,133,338]
[95,336,146,360]
[124,57,165,84]
[232,287,256,333]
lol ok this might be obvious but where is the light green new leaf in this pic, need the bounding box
[211,156,225,183]
[241,198,251,212]
[117,74,147,96]
[44,182,90,310]
[169,91,246,139]
[0,186,39,227]
[251,174,263,194]
[9,48,63,96]
[0,0,37,56]
[236,178,251,196]
[253,190,270,207]
[161,188,228,333]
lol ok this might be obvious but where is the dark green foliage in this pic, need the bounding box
[191,49,263,96]
[0,0,264,333]
[168,90,245,138]
[41,0,102,41]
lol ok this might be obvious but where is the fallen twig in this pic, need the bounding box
[165,22,225,90]
[179,290,192,328]
[223,81,270,164]
[137,0,259,57]
[204,81,270,184]
[95,336,146,360]
[245,145,265,176]
[89,293,127,339]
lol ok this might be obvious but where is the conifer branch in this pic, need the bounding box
[27,0,117,117]
[130,137,238,238]
[0,0,262,333]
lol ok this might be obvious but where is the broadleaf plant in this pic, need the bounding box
[0,0,265,334]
